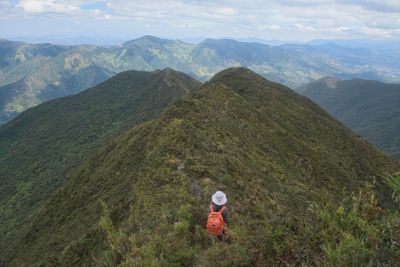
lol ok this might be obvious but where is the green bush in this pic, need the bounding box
[384,173,400,203]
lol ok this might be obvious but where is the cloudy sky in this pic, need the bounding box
[1,0,400,42]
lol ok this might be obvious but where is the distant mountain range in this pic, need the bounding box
[1,68,398,266]
[301,77,400,159]
[1,35,400,124]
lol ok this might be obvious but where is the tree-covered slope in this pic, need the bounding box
[0,37,194,124]
[5,68,398,266]
[0,68,201,263]
[301,77,400,159]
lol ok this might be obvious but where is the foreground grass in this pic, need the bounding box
[97,177,400,266]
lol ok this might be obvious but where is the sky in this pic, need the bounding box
[1,0,400,43]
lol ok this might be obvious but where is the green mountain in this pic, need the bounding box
[301,77,400,159]
[0,63,112,124]
[2,68,398,266]
[0,37,194,124]
[0,44,114,123]
[0,39,62,70]
[0,39,70,86]
[2,36,400,124]
[191,39,334,85]
[0,68,201,263]
[191,39,400,86]
[115,35,194,71]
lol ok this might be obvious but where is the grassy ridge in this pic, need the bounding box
[6,68,398,266]
[0,69,201,262]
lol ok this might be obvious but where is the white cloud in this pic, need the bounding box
[1,0,400,40]
[17,0,79,13]
[258,24,282,30]
[215,7,237,16]
[342,0,400,12]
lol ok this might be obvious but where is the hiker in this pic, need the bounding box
[207,191,229,241]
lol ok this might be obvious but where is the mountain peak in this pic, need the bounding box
[123,35,180,47]
[136,35,164,42]
[200,38,238,45]
[207,67,289,101]
[154,68,202,88]
[209,67,259,80]
[159,67,175,73]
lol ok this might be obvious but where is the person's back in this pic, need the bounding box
[207,191,229,240]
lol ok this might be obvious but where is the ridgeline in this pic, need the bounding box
[1,68,399,266]
[0,68,201,264]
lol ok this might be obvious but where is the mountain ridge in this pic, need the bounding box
[1,35,400,124]
[2,68,398,266]
[0,68,201,263]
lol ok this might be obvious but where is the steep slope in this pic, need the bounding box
[6,68,398,266]
[301,77,400,158]
[0,69,201,262]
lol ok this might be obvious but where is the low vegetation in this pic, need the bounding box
[98,177,400,266]
[1,68,398,266]
[0,69,200,263]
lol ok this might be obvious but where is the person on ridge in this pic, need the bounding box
[207,191,229,241]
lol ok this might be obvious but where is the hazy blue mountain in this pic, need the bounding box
[10,35,126,46]
[308,39,400,50]
[1,36,400,124]
[301,77,400,158]
[191,38,351,85]
[282,43,400,76]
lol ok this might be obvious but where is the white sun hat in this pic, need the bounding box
[212,191,227,206]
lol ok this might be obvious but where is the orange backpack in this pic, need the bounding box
[207,204,226,236]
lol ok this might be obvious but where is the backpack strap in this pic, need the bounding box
[218,206,226,214]
[209,204,214,213]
